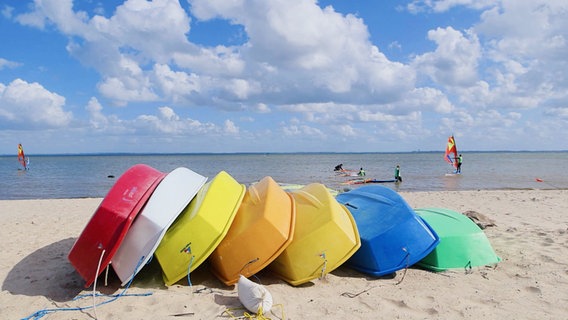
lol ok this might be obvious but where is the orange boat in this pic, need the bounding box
[269,183,360,286]
[209,176,296,285]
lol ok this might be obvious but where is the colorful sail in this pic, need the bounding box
[444,136,458,169]
[17,143,28,170]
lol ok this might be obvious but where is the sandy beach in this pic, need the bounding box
[2,189,568,319]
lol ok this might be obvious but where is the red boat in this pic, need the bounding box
[68,164,165,287]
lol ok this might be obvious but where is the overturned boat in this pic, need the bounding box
[269,183,360,286]
[415,207,501,272]
[336,185,439,277]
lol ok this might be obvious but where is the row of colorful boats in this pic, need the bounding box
[68,164,500,288]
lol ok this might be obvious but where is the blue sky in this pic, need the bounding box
[1,0,567,154]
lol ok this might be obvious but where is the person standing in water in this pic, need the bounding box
[394,165,402,182]
[456,154,463,173]
[358,167,366,177]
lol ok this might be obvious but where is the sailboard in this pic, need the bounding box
[444,136,458,172]
[17,143,29,170]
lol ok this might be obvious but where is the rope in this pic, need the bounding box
[92,248,106,319]
[239,258,261,283]
[22,255,152,320]
[341,286,376,298]
[223,304,285,320]
[395,247,410,285]
[465,260,473,274]
[181,242,194,287]
[319,252,327,280]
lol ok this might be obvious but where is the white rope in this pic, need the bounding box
[93,248,106,319]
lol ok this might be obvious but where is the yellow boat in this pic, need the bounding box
[209,176,296,286]
[269,183,361,286]
[154,171,245,286]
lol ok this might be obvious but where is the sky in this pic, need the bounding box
[1,0,567,154]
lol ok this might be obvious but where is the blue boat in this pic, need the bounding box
[335,185,439,277]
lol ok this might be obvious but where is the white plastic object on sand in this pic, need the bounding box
[237,275,273,314]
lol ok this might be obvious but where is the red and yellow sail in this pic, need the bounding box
[17,143,27,169]
[444,136,458,169]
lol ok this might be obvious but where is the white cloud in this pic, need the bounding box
[7,0,568,152]
[15,0,417,108]
[413,27,481,87]
[133,106,219,135]
[474,1,568,112]
[153,64,202,104]
[2,5,14,19]
[223,119,239,134]
[252,103,270,113]
[85,97,109,129]
[0,58,21,69]
[407,0,498,13]
[281,123,325,138]
[0,79,72,129]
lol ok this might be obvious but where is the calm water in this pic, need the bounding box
[0,152,566,200]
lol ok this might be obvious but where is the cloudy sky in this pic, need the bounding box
[1,0,567,154]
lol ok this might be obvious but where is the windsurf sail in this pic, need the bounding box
[17,143,29,170]
[444,136,458,169]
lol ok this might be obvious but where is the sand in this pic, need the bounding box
[2,189,568,319]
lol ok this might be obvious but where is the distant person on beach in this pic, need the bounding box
[395,165,402,182]
[358,167,366,177]
[334,163,344,171]
[456,154,463,173]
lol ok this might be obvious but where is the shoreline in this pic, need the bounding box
[2,189,568,319]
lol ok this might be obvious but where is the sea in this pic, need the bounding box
[1,152,567,200]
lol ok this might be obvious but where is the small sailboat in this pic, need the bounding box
[444,135,459,174]
[17,143,29,170]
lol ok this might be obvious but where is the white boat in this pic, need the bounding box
[111,167,207,286]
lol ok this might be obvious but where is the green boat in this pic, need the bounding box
[415,208,500,272]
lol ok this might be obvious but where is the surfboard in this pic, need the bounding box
[68,164,166,288]
[111,167,207,286]
[342,178,397,185]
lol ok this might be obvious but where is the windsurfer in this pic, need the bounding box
[358,167,366,177]
[334,163,344,171]
[456,154,463,173]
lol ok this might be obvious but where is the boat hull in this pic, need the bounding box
[336,185,439,277]
[68,164,165,287]
[209,176,296,286]
[415,208,501,271]
[269,183,361,286]
[111,167,207,285]
[154,171,245,286]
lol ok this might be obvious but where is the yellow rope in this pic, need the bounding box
[223,304,285,320]
[319,252,328,280]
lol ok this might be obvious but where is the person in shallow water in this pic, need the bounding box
[456,154,463,173]
[334,163,343,171]
[358,167,366,176]
[394,165,402,182]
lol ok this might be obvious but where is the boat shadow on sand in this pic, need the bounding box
[2,237,239,303]
[2,238,85,302]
